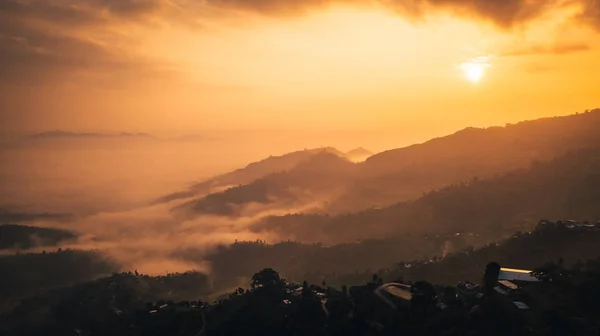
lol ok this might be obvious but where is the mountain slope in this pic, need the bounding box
[173,152,356,217]
[153,147,347,205]
[253,147,600,243]
[28,131,155,140]
[329,109,600,211]
[161,109,600,215]
[379,221,600,286]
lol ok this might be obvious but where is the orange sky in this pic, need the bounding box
[1,0,599,147]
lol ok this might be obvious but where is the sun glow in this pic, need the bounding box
[458,56,491,83]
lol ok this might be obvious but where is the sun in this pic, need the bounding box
[458,56,491,84]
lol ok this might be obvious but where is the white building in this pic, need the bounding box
[498,267,539,282]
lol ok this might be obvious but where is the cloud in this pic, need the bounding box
[0,0,181,86]
[578,0,600,31]
[391,0,555,28]
[196,0,546,28]
[523,63,557,73]
[0,0,164,24]
[0,0,599,90]
[503,42,592,57]
[15,195,319,275]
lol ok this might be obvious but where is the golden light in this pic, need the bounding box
[458,56,491,83]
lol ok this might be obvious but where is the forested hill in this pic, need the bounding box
[330,109,600,211]
[172,152,355,217]
[158,110,600,215]
[153,147,348,204]
[254,147,600,243]
[375,221,600,286]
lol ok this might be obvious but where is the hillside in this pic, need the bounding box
[153,147,347,205]
[375,221,600,286]
[0,249,118,312]
[329,109,600,211]
[0,271,210,335]
[158,110,600,214]
[172,151,356,217]
[28,131,155,140]
[173,232,487,291]
[253,147,600,243]
[246,221,600,289]
[3,223,600,335]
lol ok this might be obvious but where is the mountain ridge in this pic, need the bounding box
[172,151,356,217]
[29,130,156,139]
[153,147,349,205]
[252,146,600,243]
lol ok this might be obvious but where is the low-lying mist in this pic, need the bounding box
[44,201,324,275]
[0,140,339,276]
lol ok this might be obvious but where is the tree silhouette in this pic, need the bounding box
[251,268,284,291]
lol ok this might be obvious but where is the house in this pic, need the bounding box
[499,268,539,282]
[498,280,519,290]
[494,280,519,296]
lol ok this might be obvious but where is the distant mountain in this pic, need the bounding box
[168,134,214,142]
[345,147,373,161]
[153,147,348,205]
[4,226,600,335]
[253,147,600,243]
[0,249,118,312]
[161,109,600,215]
[28,131,155,140]
[172,151,355,217]
[117,132,155,139]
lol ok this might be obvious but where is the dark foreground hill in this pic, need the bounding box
[171,220,600,292]
[0,271,211,336]
[0,249,118,312]
[362,221,600,287]
[3,243,600,335]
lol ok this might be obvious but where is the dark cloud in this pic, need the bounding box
[206,0,600,32]
[503,43,592,56]
[0,0,598,33]
[0,0,598,87]
[0,0,164,23]
[0,19,109,71]
[205,0,558,28]
[93,0,165,17]
[0,1,177,85]
[0,1,106,26]
[394,0,553,28]
[579,0,600,31]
